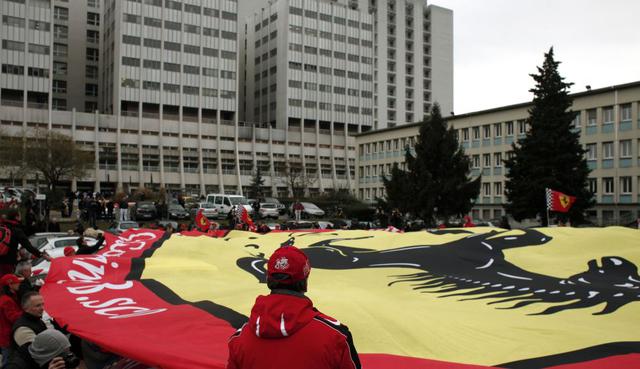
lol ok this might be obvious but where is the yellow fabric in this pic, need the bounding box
[141,228,640,366]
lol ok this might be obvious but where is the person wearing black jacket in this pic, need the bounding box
[75,234,105,255]
[11,292,47,358]
[0,211,50,277]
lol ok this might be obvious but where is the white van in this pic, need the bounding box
[205,194,253,219]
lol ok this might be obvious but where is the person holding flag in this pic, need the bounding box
[195,209,211,232]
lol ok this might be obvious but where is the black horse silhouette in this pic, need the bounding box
[237,229,640,315]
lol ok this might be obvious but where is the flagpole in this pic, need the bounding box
[545,188,550,227]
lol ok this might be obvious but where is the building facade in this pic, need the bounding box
[355,82,640,225]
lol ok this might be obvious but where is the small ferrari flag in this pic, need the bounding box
[195,209,211,231]
[546,188,576,212]
[240,207,255,230]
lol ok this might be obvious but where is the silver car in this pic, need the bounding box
[258,203,280,219]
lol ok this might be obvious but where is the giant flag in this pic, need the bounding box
[42,227,640,369]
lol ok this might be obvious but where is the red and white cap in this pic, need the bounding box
[267,245,310,284]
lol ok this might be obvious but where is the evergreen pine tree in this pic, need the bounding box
[504,48,594,225]
[383,104,481,226]
[249,168,265,199]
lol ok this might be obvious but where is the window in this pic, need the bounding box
[163,63,180,72]
[494,123,502,137]
[620,104,632,121]
[163,83,179,93]
[586,143,597,160]
[87,12,100,26]
[122,57,139,66]
[121,78,139,88]
[29,20,50,31]
[53,80,67,93]
[203,7,219,17]
[123,35,140,44]
[87,30,99,43]
[620,177,632,194]
[571,112,581,128]
[165,0,182,10]
[86,65,98,79]
[1,64,23,75]
[603,177,614,194]
[28,44,49,55]
[603,107,614,123]
[183,65,199,74]
[517,120,527,134]
[220,51,236,60]
[87,0,99,7]
[142,17,160,27]
[494,153,502,167]
[462,128,469,141]
[506,121,514,135]
[620,140,631,157]
[483,154,491,167]
[52,98,67,111]
[2,15,25,28]
[143,81,160,90]
[183,45,199,54]
[494,182,503,195]
[472,127,480,140]
[203,48,218,57]
[123,13,141,24]
[588,178,597,194]
[586,109,597,125]
[144,39,161,49]
[472,155,480,168]
[53,62,67,75]
[164,20,181,30]
[185,4,200,14]
[54,7,69,21]
[602,142,614,159]
[184,24,200,34]
[482,183,491,196]
[483,125,491,138]
[142,60,160,69]
[86,48,99,61]
[202,67,217,77]
[221,11,237,20]
[85,84,98,97]
[54,25,68,39]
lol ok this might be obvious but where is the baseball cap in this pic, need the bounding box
[63,247,75,257]
[0,274,21,286]
[29,329,71,367]
[267,246,311,284]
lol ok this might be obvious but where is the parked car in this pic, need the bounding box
[258,203,280,219]
[205,194,252,219]
[29,232,70,250]
[289,202,325,218]
[132,201,157,220]
[109,221,140,234]
[31,236,99,276]
[191,202,219,219]
[264,197,286,214]
[168,204,189,220]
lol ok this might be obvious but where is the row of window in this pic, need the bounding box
[589,177,636,194]
[288,7,373,31]
[286,81,373,97]
[286,43,373,64]
[287,62,373,80]
[126,0,237,20]
[458,121,528,141]
[119,40,236,59]
[576,105,634,125]
[287,25,373,47]
[586,140,639,160]
[122,15,236,39]
[1,64,49,78]
[121,57,235,78]
[1,40,49,54]
[360,137,417,155]
[288,99,372,115]
[51,80,98,96]
[119,79,235,98]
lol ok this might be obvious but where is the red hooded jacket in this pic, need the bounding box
[227,292,360,369]
[0,291,22,347]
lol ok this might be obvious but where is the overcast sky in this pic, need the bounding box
[430,0,640,114]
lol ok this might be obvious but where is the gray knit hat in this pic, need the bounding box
[28,329,71,366]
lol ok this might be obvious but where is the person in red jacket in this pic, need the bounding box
[227,245,361,369]
[0,274,24,366]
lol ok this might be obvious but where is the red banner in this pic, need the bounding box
[194,209,211,231]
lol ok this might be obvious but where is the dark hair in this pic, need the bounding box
[21,291,41,309]
[267,273,307,292]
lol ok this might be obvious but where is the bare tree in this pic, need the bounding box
[4,129,94,191]
[278,163,317,198]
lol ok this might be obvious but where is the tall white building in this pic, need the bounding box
[240,0,453,130]
[241,0,375,194]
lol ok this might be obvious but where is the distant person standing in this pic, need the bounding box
[118,197,129,222]
[293,200,304,222]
